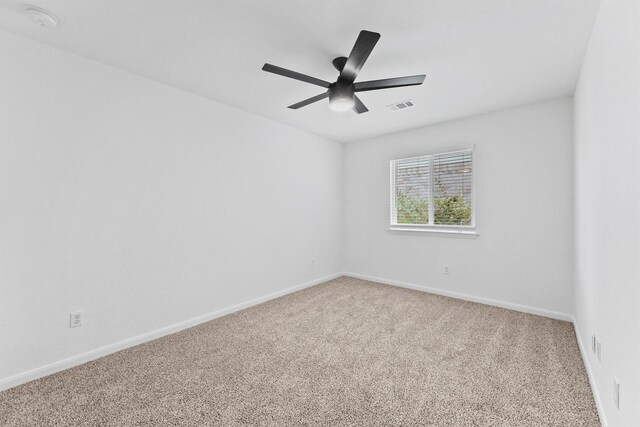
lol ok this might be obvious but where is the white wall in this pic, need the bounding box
[0,33,343,384]
[344,98,575,317]
[574,0,640,425]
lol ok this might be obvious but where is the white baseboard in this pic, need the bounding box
[0,272,342,392]
[573,318,607,427]
[342,272,572,321]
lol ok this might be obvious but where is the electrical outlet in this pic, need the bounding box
[613,378,620,409]
[591,335,597,354]
[70,311,83,328]
[596,339,602,362]
[444,265,450,275]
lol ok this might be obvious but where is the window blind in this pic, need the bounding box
[390,148,474,228]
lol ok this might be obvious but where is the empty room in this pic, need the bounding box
[0,0,638,426]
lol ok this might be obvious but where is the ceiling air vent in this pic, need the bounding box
[387,100,415,111]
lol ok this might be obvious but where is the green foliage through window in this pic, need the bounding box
[434,195,472,225]
[396,180,472,226]
[433,177,472,225]
[397,191,429,224]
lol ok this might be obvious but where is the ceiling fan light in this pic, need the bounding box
[329,82,355,112]
[330,97,354,112]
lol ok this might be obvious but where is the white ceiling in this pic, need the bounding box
[0,0,600,143]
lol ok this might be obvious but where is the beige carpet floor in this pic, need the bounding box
[0,277,599,426]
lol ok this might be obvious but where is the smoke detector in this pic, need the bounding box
[387,100,415,111]
[24,5,58,28]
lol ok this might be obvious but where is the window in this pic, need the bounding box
[390,148,475,233]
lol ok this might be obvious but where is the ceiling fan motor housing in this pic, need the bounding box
[329,81,354,104]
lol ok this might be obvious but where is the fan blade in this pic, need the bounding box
[262,63,331,88]
[354,75,426,92]
[352,95,369,114]
[288,92,329,109]
[340,30,381,83]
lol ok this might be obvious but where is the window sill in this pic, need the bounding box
[388,227,479,238]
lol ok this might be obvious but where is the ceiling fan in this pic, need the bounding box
[262,30,426,114]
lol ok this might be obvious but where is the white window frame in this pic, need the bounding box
[389,147,478,237]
